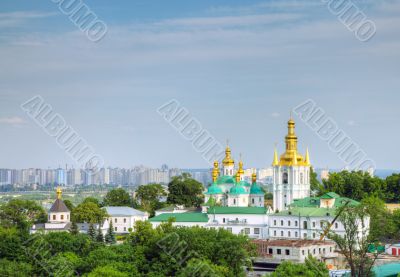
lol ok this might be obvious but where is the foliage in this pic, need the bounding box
[385,174,400,203]
[270,255,328,277]
[96,226,104,243]
[70,221,79,235]
[72,201,108,224]
[310,167,324,196]
[63,199,75,211]
[167,173,204,207]
[322,171,386,201]
[135,183,167,216]
[361,196,397,241]
[105,221,116,244]
[103,188,132,207]
[327,205,377,277]
[177,258,230,277]
[88,223,96,241]
[82,197,101,207]
[0,199,47,232]
[0,259,32,276]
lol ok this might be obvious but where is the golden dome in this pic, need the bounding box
[56,187,62,199]
[222,145,234,166]
[251,172,257,184]
[277,118,310,166]
[212,161,219,182]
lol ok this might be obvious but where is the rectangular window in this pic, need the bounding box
[268,248,273,254]
[124,227,126,231]
[53,215,56,220]
[302,250,305,255]
[114,218,117,223]
[295,231,298,237]
[295,221,298,227]
[274,230,276,236]
[288,221,291,227]
[303,221,308,229]
[280,231,283,236]
[285,249,290,255]
[280,220,284,226]
[274,220,276,226]
[61,215,64,220]
[288,231,291,237]
[244,228,250,235]
[254,228,260,235]
[303,233,307,238]
[114,227,117,231]
[312,222,316,228]
[124,218,127,223]
[223,218,226,223]
[277,249,281,255]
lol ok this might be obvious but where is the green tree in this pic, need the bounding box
[69,221,79,235]
[386,174,400,202]
[96,226,104,243]
[323,171,385,201]
[103,188,132,206]
[177,258,229,277]
[327,205,377,277]
[310,167,324,196]
[167,173,204,207]
[135,183,166,216]
[270,255,328,277]
[0,199,47,231]
[88,223,96,241]
[361,196,397,241]
[72,201,108,224]
[0,259,32,276]
[82,197,101,207]
[63,199,75,211]
[105,221,116,244]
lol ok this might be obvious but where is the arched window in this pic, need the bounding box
[283,172,288,184]
[233,199,236,205]
[252,198,255,204]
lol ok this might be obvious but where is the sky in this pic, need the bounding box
[0,0,399,170]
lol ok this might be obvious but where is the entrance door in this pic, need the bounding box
[391,248,397,256]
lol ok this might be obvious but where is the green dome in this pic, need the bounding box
[206,183,223,194]
[238,180,251,187]
[250,183,264,195]
[216,175,235,185]
[229,184,247,195]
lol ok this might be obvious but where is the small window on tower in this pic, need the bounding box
[283,173,288,184]
[252,199,255,204]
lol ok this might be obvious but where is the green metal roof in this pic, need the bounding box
[250,183,264,195]
[320,192,340,199]
[207,206,267,214]
[238,180,251,187]
[149,212,209,222]
[216,175,235,185]
[291,193,359,208]
[274,206,338,217]
[229,184,247,195]
[205,183,223,195]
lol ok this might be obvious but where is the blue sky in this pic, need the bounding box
[0,0,399,170]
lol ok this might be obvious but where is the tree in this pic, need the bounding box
[361,196,396,241]
[0,199,47,231]
[88,265,130,277]
[270,255,328,277]
[63,199,75,211]
[323,171,386,201]
[96,226,104,243]
[69,221,79,235]
[177,258,229,277]
[386,174,400,203]
[105,221,116,244]
[167,173,204,207]
[135,183,166,216]
[327,205,377,277]
[88,223,96,241]
[103,188,132,206]
[310,167,323,196]
[82,197,101,207]
[72,201,108,224]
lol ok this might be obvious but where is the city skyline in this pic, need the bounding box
[1,0,399,169]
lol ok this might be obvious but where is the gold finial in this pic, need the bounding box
[56,187,62,199]
[252,172,257,184]
[235,173,240,183]
[272,144,279,166]
[305,147,310,166]
[293,150,298,165]
[212,161,219,182]
[237,154,244,176]
[222,140,234,166]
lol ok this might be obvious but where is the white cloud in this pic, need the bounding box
[0,11,56,28]
[0,116,27,126]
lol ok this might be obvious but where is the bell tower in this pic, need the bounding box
[272,117,311,212]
